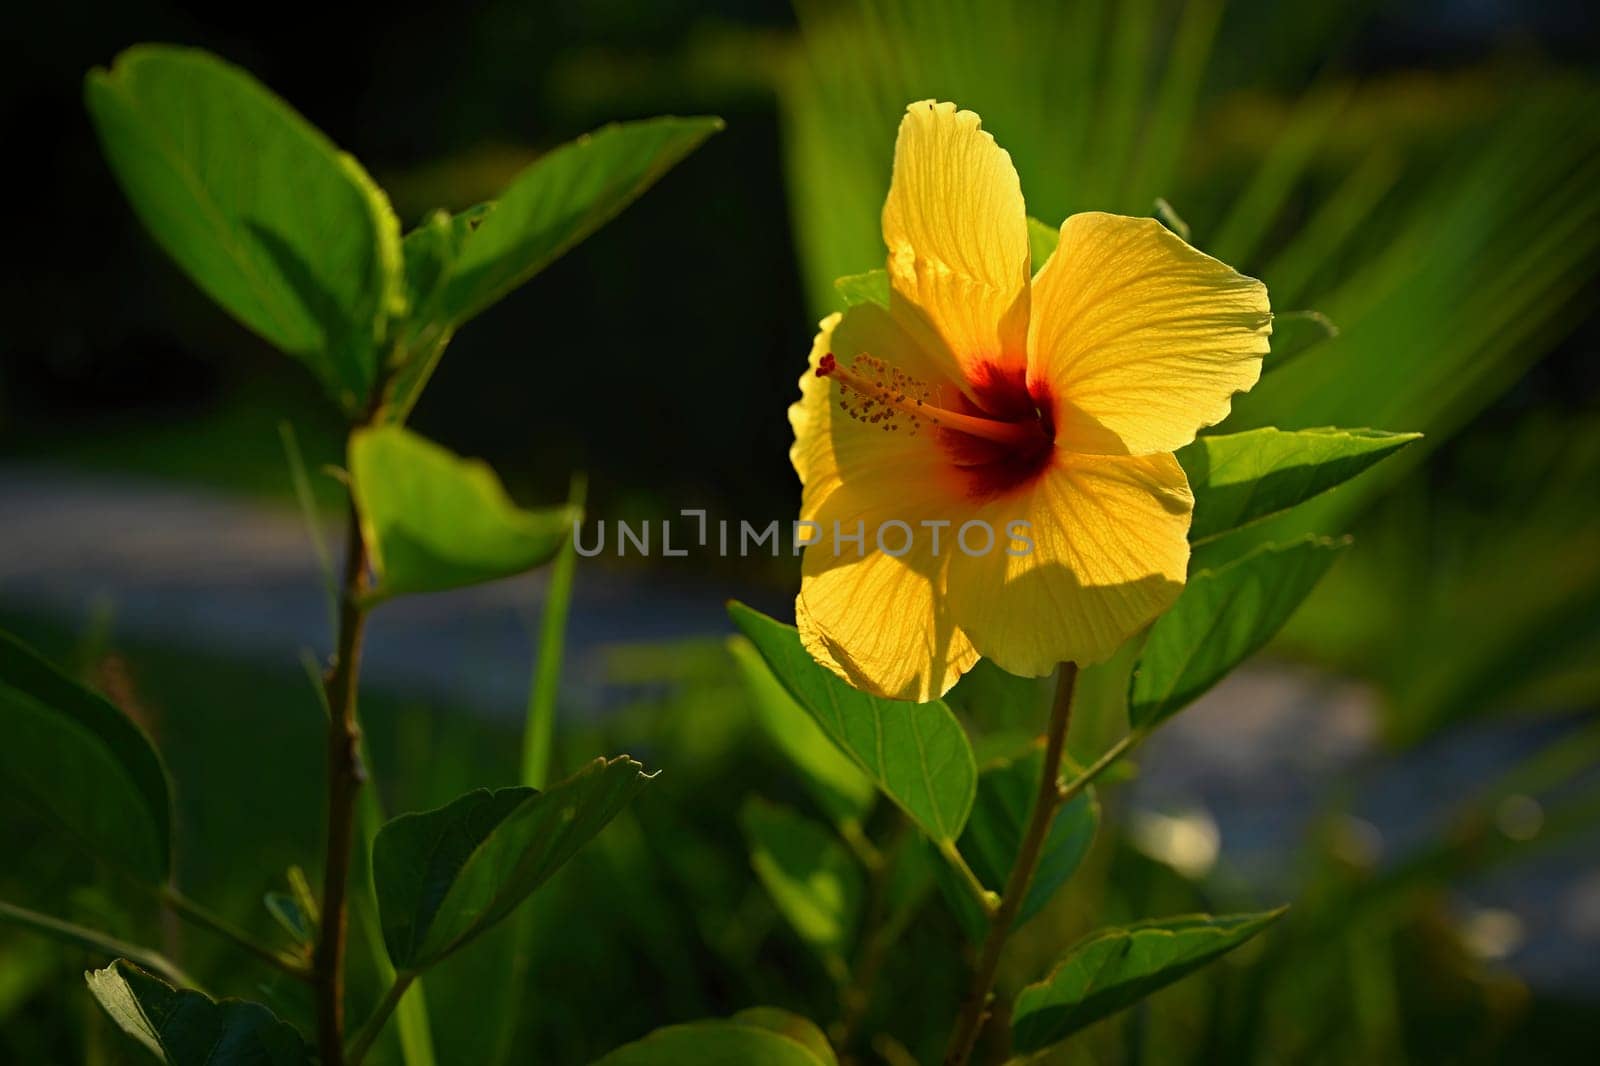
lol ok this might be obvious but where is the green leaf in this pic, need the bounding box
[1130,538,1348,731]
[1261,309,1338,372]
[594,1017,832,1066]
[740,799,864,976]
[1153,198,1192,242]
[387,204,494,422]
[349,426,577,600]
[373,755,652,971]
[729,1008,838,1066]
[84,45,401,413]
[728,636,875,827]
[833,270,889,308]
[1178,427,1420,542]
[1027,215,1060,269]
[727,603,977,845]
[0,630,171,883]
[263,893,311,946]
[1011,910,1286,1053]
[932,744,1099,941]
[86,959,312,1065]
[436,116,722,326]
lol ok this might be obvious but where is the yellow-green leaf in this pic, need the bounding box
[350,426,577,600]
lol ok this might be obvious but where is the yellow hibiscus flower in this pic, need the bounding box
[791,100,1272,701]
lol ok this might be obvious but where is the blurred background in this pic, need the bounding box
[2,0,1598,1062]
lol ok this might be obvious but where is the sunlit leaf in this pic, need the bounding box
[727,603,977,845]
[350,426,577,600]
[932,743,1098,941]
[594,1016,832,1066]
[740,799,864,975]
[729,636,875,827]
[85,45,402,413]
[87,959,311,1065]
[0,630,171,883]
[373,755,652,971]
[1131,538,1348,730]
[1011,910,1286,1052]
[436,117,723,327]
[1178,427,1421,543]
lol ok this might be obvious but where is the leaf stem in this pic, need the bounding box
[347,970,416,1066]
[0,897,196,988]
[938,840,999,918]
[314,500,375,1064]
[943,662,1078,1066]
[159,886,310,981]
[1059,729,1145,806]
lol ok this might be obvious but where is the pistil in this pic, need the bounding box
[817,352,1043,447]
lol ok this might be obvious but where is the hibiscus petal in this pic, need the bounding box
[791,309,978,700]
[1029,213,1271,456]
[947,452,1193,675]
[883,100,1031,382]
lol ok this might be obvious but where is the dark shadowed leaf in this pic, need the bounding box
[0,631,171,883]
[86,959,311,1064]
[1178,427,1420,542]
[84,46,401,413]
[933,743,1098,941]
[436,117,722,326]
[1011,910,1286,1053]
[1131,538,1348,730]
[729,636,875,827]
[350,426,577,600]
[594,1016,832,1066]
[740,799,864,976]
[373,755,652,971]
[727,603,976,845]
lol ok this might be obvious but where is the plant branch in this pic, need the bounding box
[943,662,1079,1066]
[347,970,416,1066]
[160,886,309,981]
[0,897,196,989]
[314,503,374,1064]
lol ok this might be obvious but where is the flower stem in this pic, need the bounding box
[347,970,416,1066]
[160,886,309,981]
[314,505,373,1064]
[942,661,1079,1066]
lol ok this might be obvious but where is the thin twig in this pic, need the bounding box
[0,897,196,988]
[347,970,416,1066]
[160,886,310,981]
[943,662,1079,1066]
[938,840,999,918]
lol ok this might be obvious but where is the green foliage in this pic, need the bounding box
[1178,427,1421,542]
[372,756,653,972]
[1131,538,1348,730]
[85,46,402,415]
[594,1013,835,1065]
[86,960,312,1065]
[729,635,875,828]
[1010,910,1286,1053]
[933,744,1098,941]
[350,426,577,600]
[0,630,171,883]
[433,118,723,328]
[727,603,976,845]
[740,799,864,976]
